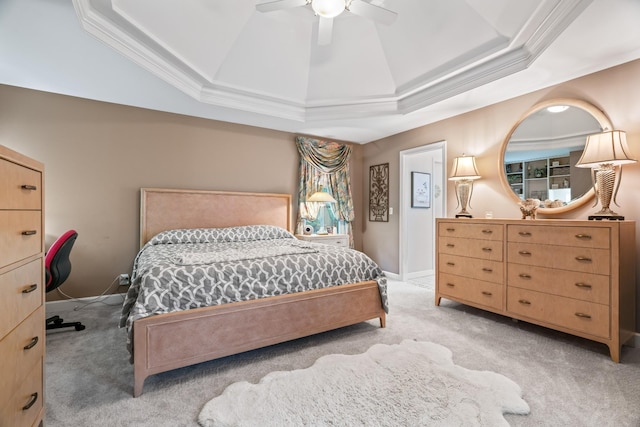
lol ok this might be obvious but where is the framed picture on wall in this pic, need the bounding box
[411,172,431,208]
[369,163,389,222]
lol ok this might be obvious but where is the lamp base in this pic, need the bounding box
[588,215,625,221]
[455,213,473,218]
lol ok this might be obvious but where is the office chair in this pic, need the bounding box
[46,230,86,331]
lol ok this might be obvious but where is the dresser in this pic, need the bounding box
[0,145,45,427]
[436,218,636,362]
[295,234,349,248]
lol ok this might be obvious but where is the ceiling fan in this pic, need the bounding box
[256,0,397,45]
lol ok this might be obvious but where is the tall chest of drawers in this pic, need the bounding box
[0,145,45,427]
[436,218,636,362]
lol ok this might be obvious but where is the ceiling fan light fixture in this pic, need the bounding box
[312,0,345,18]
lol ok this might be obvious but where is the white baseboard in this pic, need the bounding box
[632,333,640,349]
[405,270,434,280]
[382,271,401,281]
[46,293,125,313]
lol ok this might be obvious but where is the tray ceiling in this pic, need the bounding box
[2,0,640,142]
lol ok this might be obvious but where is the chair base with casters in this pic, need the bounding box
[45,229,86,332]
[46,315,86,331]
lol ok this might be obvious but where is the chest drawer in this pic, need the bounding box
[507,264,609,305]
[439,236,503,261]
[0,158,42,210]
[439,253,503,284]
[439,222,503,241]
[0,211,42,267]
[0,348,43,427]
[0,306,44,427]
[438,272,503,311]
[507,287,609,339]
[0,259,43,339]
[508,225,610,249]
[507,242,609,275]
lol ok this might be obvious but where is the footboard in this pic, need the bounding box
[132,280,385,397]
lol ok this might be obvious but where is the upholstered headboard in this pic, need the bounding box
[139,188,292,247]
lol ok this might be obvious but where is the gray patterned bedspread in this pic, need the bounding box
[120,225,387,354]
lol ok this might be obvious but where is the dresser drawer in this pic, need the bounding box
[0,307,44,427]
[0,158,42,210]
[439,222,503,241]
[439,236,503,261]
[507,224,610,249]
[507,242,610,275]
[0,351,43,427]
[439,253,503,284]
[0,259,43,339]
[507,287,609,339]
[0,211,42,267]
[507,264,609,305]
[438,273,503,311]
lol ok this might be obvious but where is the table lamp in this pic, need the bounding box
[449,155,481,218]
[575,130,636,220]
[307,190,337,234]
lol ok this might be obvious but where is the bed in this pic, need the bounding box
[121,188,388,397]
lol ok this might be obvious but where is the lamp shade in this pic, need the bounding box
[449,156,481,180]
[312,0,345,18]
[576,130,637,168]
[308,191,337,203]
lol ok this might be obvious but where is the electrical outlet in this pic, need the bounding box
[118,273,130,286]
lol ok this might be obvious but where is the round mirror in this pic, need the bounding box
[499,98,612,214]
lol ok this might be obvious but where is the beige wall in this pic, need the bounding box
[0,85,364,301]
[362,58,640,330]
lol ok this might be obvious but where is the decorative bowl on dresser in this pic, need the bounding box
[436,218,636,362]
[0,145,45,427]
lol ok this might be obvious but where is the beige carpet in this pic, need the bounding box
[44,280,640,426]
[199,339,529,426]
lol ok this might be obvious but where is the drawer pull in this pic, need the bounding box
[575,283,592,289]
[482,268,493,272]
[481,291,493,296]
[446,243,455,248]
[575,256,592,263]
[519,273,532,279]
[22,230,37,236]
[518,231,532,237]
[22,393,38,411]
[21,184,37,191]
[446,262,455,266]
[446,228,455,232]
[446,283,455,288]
[482,247,492,252]
[518,250,531,256]
[575,312,592,319]
[22,284,38,294]
[575,234,592,240]
[24,336,39,350]
[518,299,531,305]
[481,229,493,234]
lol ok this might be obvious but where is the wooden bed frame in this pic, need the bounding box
[132,188,386,397]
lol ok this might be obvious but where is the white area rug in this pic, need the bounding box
[199,340,530,426]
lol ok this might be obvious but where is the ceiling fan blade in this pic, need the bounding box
[256,0,308,13]
[348,0,397,25]
[317,16,334,45]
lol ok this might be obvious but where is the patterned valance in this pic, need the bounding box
[295,136,355,247]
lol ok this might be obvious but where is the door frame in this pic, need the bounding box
[399,141,447,281]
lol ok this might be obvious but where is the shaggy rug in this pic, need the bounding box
[198,339,530,426]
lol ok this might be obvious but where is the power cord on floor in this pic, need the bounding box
[55,275,127,311]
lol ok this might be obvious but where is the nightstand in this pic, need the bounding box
[296,234,349,248]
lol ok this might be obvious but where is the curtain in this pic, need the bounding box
[295,136,355,247]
